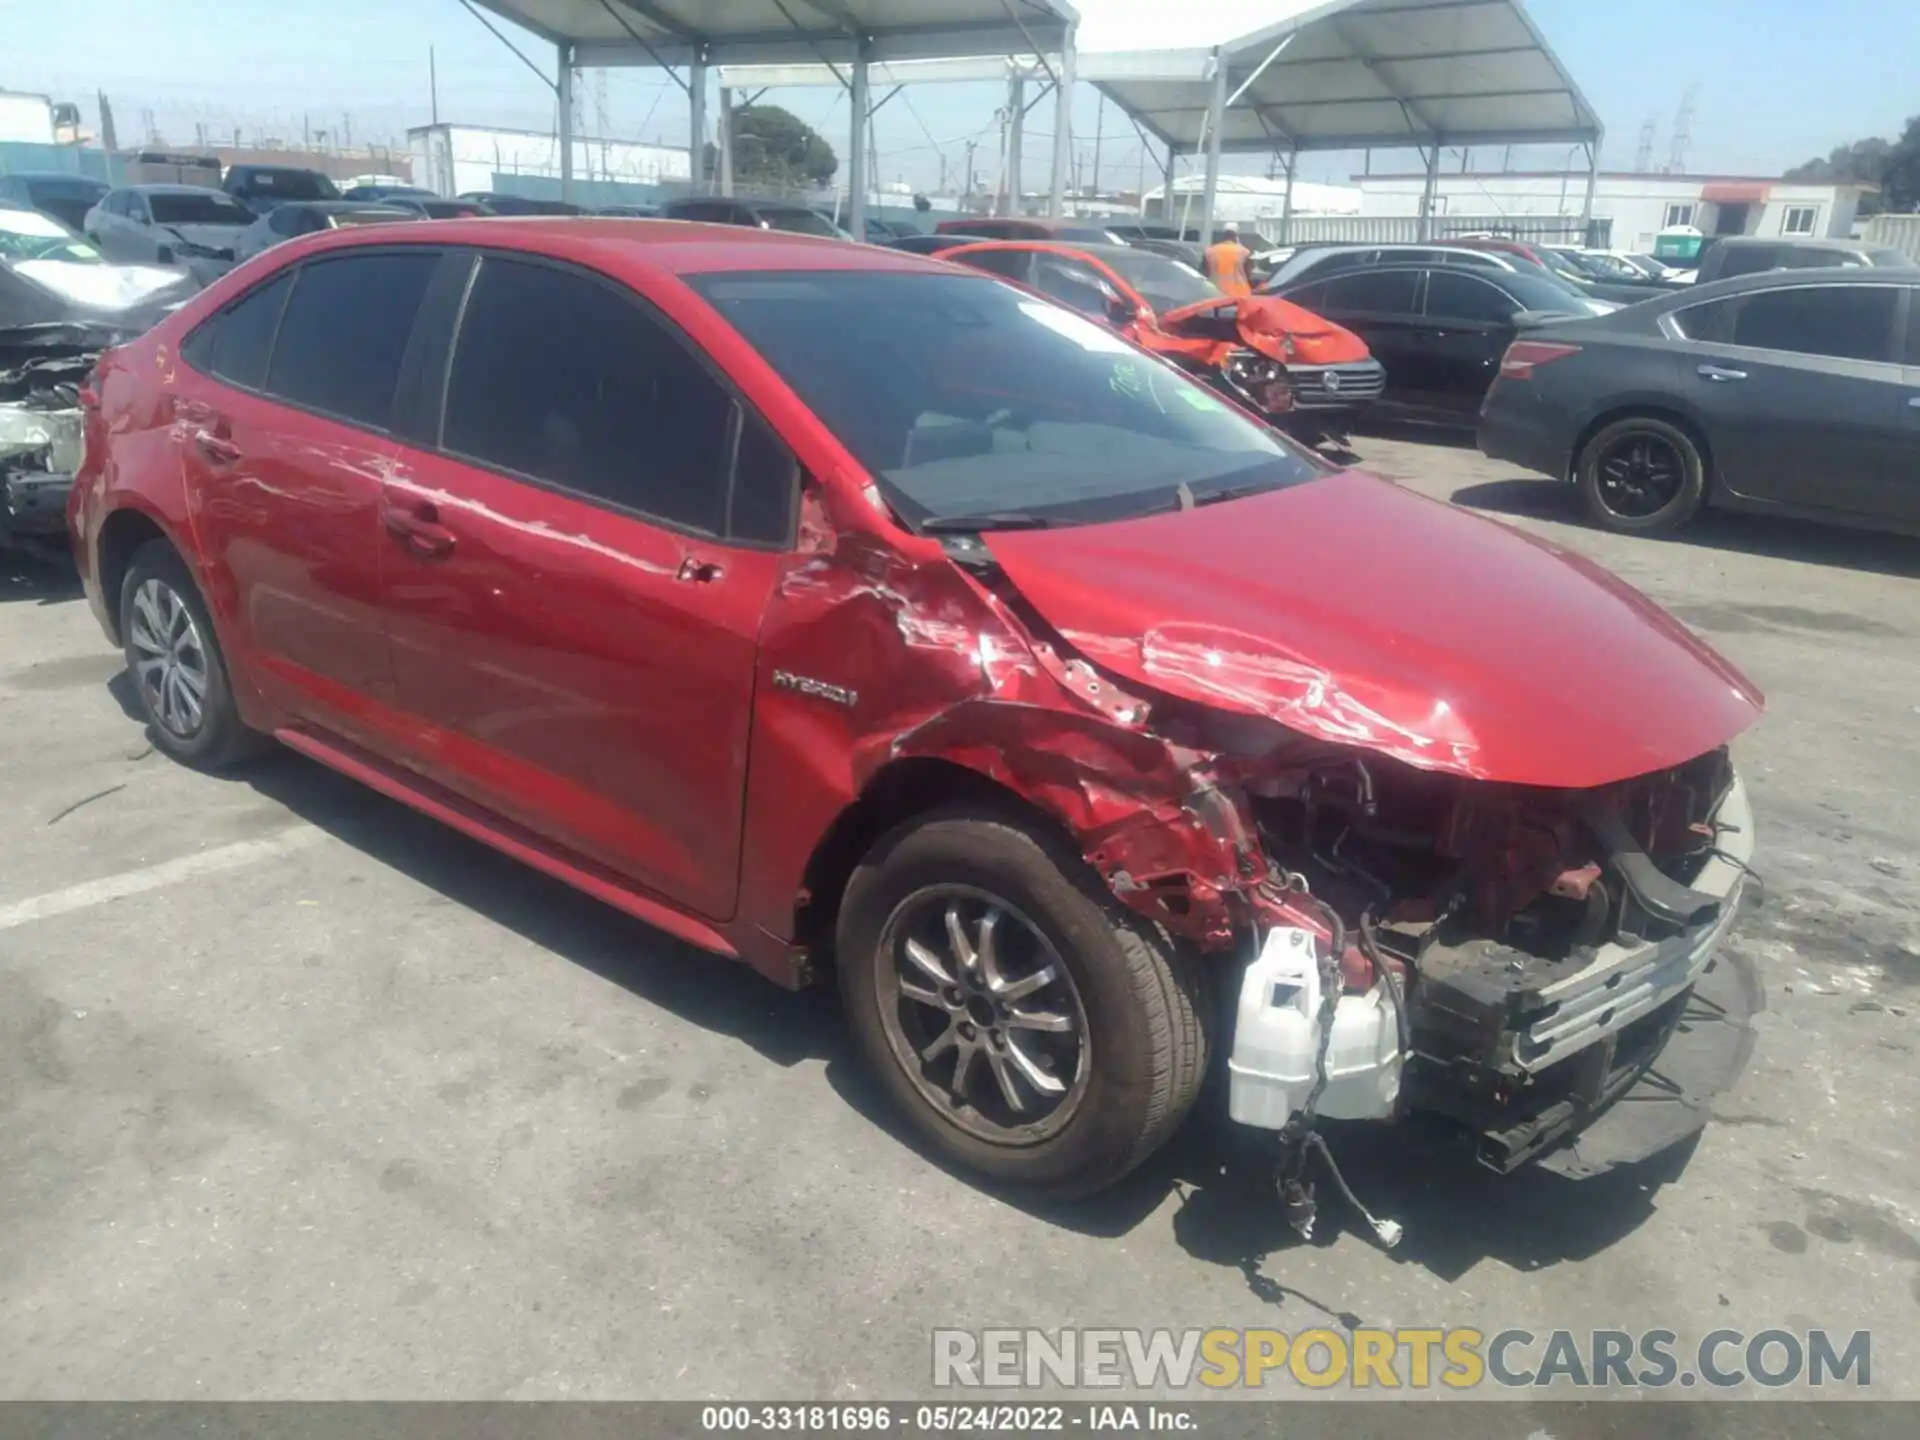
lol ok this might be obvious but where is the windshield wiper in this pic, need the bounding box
[920,511,1053,533]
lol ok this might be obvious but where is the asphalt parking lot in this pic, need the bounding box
[2,434,1917,1406]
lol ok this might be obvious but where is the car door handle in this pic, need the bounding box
[676,556,724,584]
[1697,364,1748,382]
[193,431,241,465]
[383,501,456,559]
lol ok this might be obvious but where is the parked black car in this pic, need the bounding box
[222,165,341,214]
[380,195,488,220]
[1270,263,1602,425]
[882,233,984,255]
[0,172,111,230]
[1480,269,1920,536]
[658,196,847,237]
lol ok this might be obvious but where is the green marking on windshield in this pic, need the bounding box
[1175,387,1224,412]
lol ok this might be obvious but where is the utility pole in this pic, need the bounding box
[964,138,978,201]
[342,112,352,151]
[430,47,439,126]
[1091,92,1103,199]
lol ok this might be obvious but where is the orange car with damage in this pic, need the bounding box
[944,239,1385,448]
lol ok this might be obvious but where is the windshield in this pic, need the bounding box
[689,270,1320,529]
[0,206,101,263]
[757,207,844,238]
[150,192,253,226]
[1101,250,1219,311]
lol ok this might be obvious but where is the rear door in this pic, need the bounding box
[1418,269,1523,418]
[1682,281,1914,520]
[377,251,790,918]
[176,247,446,740]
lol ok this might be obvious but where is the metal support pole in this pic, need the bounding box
[1280,145,1297,244]
[718,85,734,196]
[1418,141,1441,241]
[1161,146,1176,223]
[688,56,707,193]
[1048,26,1075,217]
[1004,69,1024,216]
[556,41,575,203]
[848,43,869,237]
[1580,140,1599,243]
[1197,50,1226,246]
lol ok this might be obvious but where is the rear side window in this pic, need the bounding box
[1033,256,1113,317]
[1668,297,1734,342]
[193,272,293,390]
[954,248,1031,283]
[1715,246,1782,278]
[1323,269,1420,315]
[1729,285,1899,363]
[266,251,439,429]
[443,256,734,535]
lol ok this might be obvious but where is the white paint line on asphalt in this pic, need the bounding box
[0,826,324,931]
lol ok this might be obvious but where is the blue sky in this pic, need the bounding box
[4,0,1913,189]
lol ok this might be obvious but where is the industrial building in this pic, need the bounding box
[1355,171,1879,251]
[407,122,690,200]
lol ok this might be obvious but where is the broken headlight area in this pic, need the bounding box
[1,323,106,557]
[1210,740,1756,1235]
[1219,348,1294,414]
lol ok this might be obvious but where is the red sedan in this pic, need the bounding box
[69,220,1763,1210]
[944,239,1384,447]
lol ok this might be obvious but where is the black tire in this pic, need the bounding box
[837,806,1209,1197]
[1577,416,1708,535]
[119,539,267,769]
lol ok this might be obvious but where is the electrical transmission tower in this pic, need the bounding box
[1668,85,1699,174]
[1634,115,1658,173]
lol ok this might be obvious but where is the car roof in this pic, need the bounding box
[946,239,1141,263]
[1713,235,1876,250]
[2,171,108,186]
[120,183,235,195]
[231,216,959,279]
[270,201,414,215]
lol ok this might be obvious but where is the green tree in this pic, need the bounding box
[1784,116,1920,216]
[729,104,838,188]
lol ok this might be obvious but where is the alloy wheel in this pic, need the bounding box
[128,577,210,739]
[876,886,1090,1144]
[1595,432,1686,519]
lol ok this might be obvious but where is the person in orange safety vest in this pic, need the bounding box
[1203,222,1252,297]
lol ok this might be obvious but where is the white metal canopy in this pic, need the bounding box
[465,1,1081,233]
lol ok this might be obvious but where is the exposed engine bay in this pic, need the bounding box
[0,324,110,558]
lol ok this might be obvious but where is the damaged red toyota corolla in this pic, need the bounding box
[68,223,1764,1236]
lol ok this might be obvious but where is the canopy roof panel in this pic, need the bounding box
[1092,0,1602,153]
[471,0,1078,67]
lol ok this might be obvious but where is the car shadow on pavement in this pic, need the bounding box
[1451,478,1920,580]
[230,749,845,1073]
[0,550,82,605]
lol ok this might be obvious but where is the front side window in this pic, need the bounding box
[266,251,439,428]
[951,248,1031,283]
[1716,246,1784,279]
[1322,268,1420,315]
[1729,285,1898,363]
[1032,256,1115,317]
[1102,250,1217,312]
[443,256,735,535]
[689,270,1320,530]
[1425,270,1518,323]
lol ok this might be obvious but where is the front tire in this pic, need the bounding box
[1577,416,1708,534]
[837,807,1209,1197]
[119,540,265,769]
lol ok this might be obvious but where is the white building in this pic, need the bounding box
[407,123,690,198]
[1145,173,1362,226]
[1355,170,1875,251]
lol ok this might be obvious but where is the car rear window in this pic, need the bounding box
[235,170,339,200]
[755,207,842,238]
[266,251,439,429]
[149,192,254,226]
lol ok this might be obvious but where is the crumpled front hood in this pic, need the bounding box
[984,471,1763,789]
[1159,294,1372,366]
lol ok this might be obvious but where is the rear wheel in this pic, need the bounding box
[1577,417,1707,534]
[837,808,1209,1196]
[119,540,265,769]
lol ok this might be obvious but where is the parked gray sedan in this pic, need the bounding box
[1478,267,1920,535]
[82,185,255,276]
